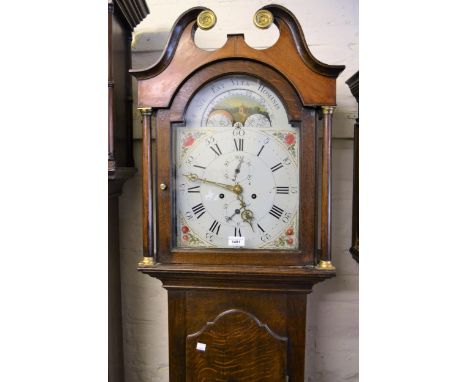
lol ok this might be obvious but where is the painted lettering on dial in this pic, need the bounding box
[209,220,221,235]
[210,144,222,156]
[188,186,200,193]
[276,186,289,194]
[257,145,265,157]
[234,138,244,151]
[269,205,284,220]
[271,163,283,172]
[192,203,206,219]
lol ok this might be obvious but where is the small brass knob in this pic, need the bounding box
[160,183,167,190]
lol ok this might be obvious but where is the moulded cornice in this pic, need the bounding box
[114,0,150,30]
[346,71,359,103]
[264,4,345,78]
[130,5,345,107]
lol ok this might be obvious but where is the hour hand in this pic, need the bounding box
[232,156,244,181]
[183,173,241,194]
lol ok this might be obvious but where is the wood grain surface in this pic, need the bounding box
[186,309,288,382]
[131,5,344,108]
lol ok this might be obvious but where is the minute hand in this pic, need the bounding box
[183,173,242,194]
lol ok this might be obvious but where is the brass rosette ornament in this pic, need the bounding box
[253,9,274,29]
[197,10,217,30]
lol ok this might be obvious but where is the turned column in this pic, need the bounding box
[318,106,336,270]
[346,71,359,263]
[139,107,155,266]
[108,2,115,173]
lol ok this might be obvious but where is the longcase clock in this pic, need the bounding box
[131,5,344,381]
[108,1,149,381]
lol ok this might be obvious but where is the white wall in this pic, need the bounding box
[120,1,359,381]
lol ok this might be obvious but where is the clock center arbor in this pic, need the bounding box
[131,5,344,381]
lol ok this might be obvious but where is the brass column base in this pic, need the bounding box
[138,256,155,267]
[317,260,336,271]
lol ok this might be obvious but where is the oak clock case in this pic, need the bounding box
[131,5,344,382]
[154,61,314,267]
[174,75,300,250]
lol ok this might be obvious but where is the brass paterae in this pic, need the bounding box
[197,10,217,30]
[253,10,274,29]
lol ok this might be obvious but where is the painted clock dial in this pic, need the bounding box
[174,75,299,249]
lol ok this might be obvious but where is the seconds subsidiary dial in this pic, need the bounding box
[175,75,300,250]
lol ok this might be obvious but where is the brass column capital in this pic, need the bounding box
[138,107,153,116]
[321,106,336,115]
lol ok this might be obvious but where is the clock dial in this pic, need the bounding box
[175,75,299,250]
